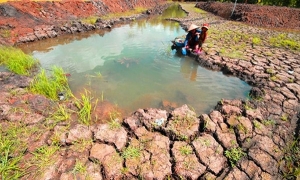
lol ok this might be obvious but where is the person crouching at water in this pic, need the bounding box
[184,24,200,52]
[193,23,209,54]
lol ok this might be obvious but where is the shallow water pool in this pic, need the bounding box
[19,12,251,116]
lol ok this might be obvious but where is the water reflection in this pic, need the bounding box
[180,57,199,81]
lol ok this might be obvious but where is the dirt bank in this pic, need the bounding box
[196,1,300,30]
[0,0,166,45]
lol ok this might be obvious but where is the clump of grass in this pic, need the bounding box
[179,145,193,156]
[29,66,71,100]
[0,29,11,38]
[0,46,39,75]
[49,104,71,126]
[253,120,262,129]
[281,114,289,121]
[225,147,246,167]
[252,37,261,46]
[0,133,26,179]
[269,33,300,51]
[81,16,98,25]
[72,160,87,175]
[31,145,60,175]
[281,139,300,179]
[109,119,121,130]
[122,146,141,159]
[101,7,147,20]
[0,122,37,179]
[75,90,98,125]
[270,75,278,81]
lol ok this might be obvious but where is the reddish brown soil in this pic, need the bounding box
[196,2,300,30]
[0,0,164,45]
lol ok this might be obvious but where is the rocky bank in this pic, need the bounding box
[0,1,300,180]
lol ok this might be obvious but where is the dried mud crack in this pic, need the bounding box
[0,1,300,180]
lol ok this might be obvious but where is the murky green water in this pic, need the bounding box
[19,5,251,116]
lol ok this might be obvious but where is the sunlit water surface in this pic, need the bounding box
[19,8,251,116]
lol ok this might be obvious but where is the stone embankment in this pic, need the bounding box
[0,2,299,180]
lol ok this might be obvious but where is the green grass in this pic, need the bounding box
[269,33,300,50]
[0,46,39,75]
[0,122,39,179]
[81,16,98,25]
[122,146,141,159]
[252,37,261,45]
[72,160,87,175]
[179,145,192,156]
[282,139,300,179]
[0,29,11,38]
[29,66,71,100]
[48,104,71,128]
[101,7,147,20]
[281,114,289,121]
[225,147,246,167]
[31,145,60,176]
[75,90,98,125]
[0,135,26,179]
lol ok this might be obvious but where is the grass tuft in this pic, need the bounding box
[29,66,71,100]
[0,46,39,75]
[225,147,246,167]
[75,89,98,125]
[122,146,141,159]
[81,16,98,25]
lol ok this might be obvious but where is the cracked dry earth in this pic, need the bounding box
[0,2,300,180]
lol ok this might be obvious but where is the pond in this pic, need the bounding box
[19,5,251,116]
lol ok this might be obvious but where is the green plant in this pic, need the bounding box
[262,119,276,126]
[75,90,98,125]
[179,145,192,156]
[0,46,39,75]
[31,145,59,175]
[51,104,71,123]
[252,37,261,45]
[281,139,300,179]
[225,147,246,167]
[200,139,211,146]
[281,114,289,121]
[266,68,275,75]
[109,119,121,130]
[72,160,87,175]
[101,7,146,20]
[288,78,294,83]
[81,16,98,25]
[0,137,26,179]
[0,29,11,38]
[269,33,300,51]
[122,146,141,159]
[244,101,253,110]
[253,120,261,129]
[237,124,247,134]
[177,133,188,141]
[270,75,278,81]
[183,160,195,169]
[121,167,129,174]
[0,122,36,179]
[30,66,71,100]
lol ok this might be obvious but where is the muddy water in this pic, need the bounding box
[19,6,251,116]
